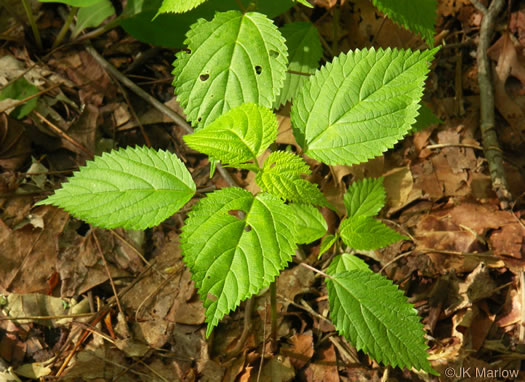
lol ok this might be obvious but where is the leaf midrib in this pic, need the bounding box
[306,51,425,146]
[332,273,421,363]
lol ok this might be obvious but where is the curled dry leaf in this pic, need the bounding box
[488,33,525,135]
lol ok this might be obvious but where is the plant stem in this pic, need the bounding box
[52,6,78,49]
[21,0,43,50]
[73,15,123,43]
[270,281,278,353]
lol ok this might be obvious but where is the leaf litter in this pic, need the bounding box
[1,1,525,381]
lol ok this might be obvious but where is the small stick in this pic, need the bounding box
[32,110,93,157]
[114,80,152,147]
[270,282,278,352]
[426,143,483,150]
[92,230,124,316]
[85,44,191,133]
[226,297,255,357]
[300,262,331,279]
[470,0,511,208]
[0,84,60,114]
[0,312,93,321]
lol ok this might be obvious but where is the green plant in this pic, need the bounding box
[37,0,440,375]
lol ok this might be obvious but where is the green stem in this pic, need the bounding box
[73,15,122,43]
[270,281,277,352]
[52,6,78,49]
[21,0,43,50]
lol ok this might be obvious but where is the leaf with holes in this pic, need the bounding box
[344,177,385,218]
[291,48,438,165]
[172,10,288,127]
[36,147,195,230]
[156,0,208,15]
[275,22,322,107]
[325,269,436,373]
[288,203,327,244]
[183,104,277,166]
[339,216,406,251]
[371,0,436,47]
[255,151,327,206]
[181,188,296,336]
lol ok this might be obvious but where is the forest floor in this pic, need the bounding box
[1,0,525,381]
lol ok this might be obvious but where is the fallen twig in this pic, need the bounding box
[470,0,511,209]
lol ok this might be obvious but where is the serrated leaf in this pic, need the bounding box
[255,151,327,206]
[318,233,338,258]
[37,146,196,230]
[410,102,442,133]
[344,178,385,218]
[183,104,277,166]
[173,10,288,127]
[156,0,208,14]
[371,0,436,47]
[181,188,296,336]
[72,0,115,38]
[275,22,322,107]
[327,253,371,273]
[291,48,438,165]
[325,270,435,373]
[288,203,327,244]
[339,216,406,251]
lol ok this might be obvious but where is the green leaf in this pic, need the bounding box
[183,104,277,166]
[318,234,338,258]
[72,0,115,38]
[275,22,322,107]
[181,188,296,336]
[325,270,435,373]
[339,216,406,251]
[291,48,438,166]
[172,10,288,127]
[156,0,208,14]
[0,77,39,119]
[327,253,371,273]
[410,102,441,133]
[371,0,436,47]
[38,0,101,6]
[37,146,196,230]
[344,177,385,218]
[255,151,327,206]
[288,203,327,244]
[122,0,293,49]
[294,0,313,8]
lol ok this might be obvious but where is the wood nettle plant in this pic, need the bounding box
[37,0,440,375]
